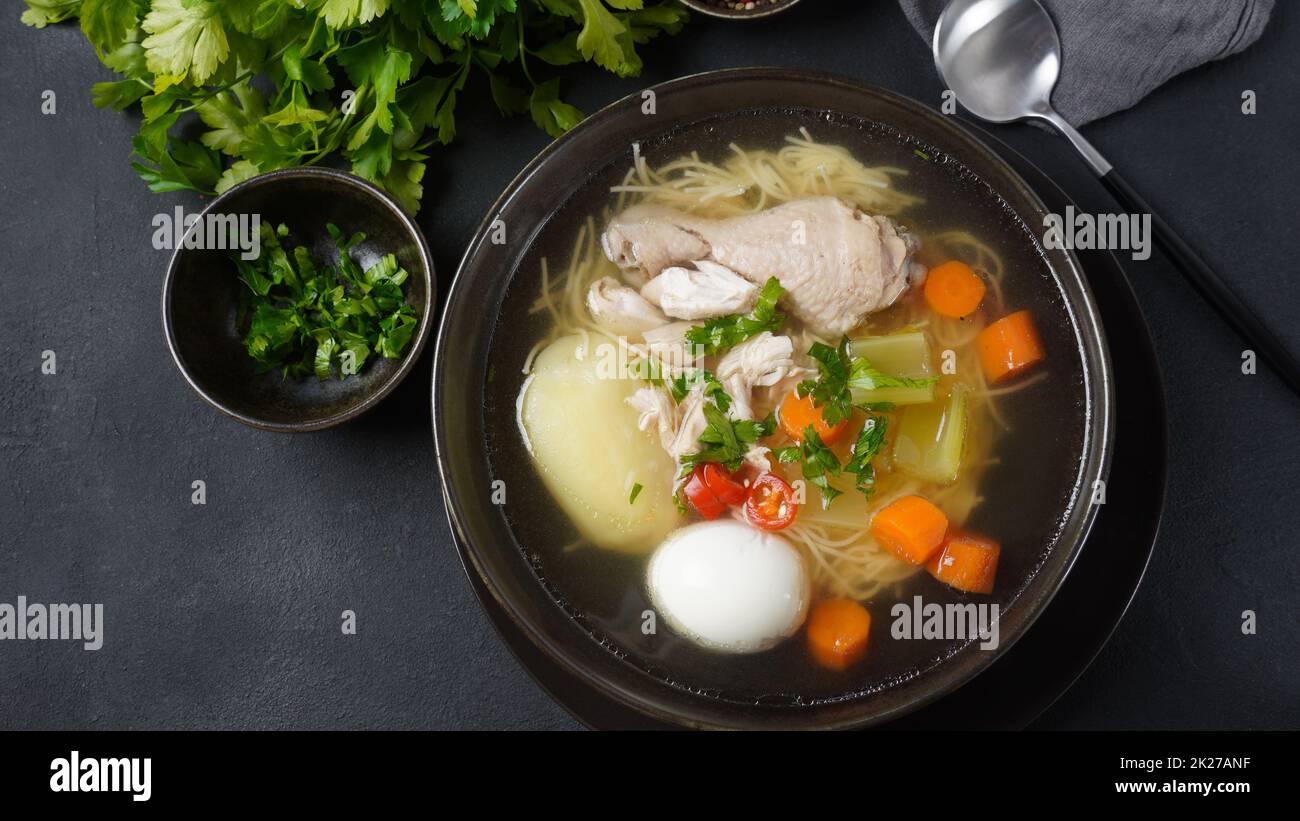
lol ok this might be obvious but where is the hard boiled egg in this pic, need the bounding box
[647,520,810,653]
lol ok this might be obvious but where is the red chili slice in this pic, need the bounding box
[682,466,726,520]
[701,462,748,506]
[744,473,798,531]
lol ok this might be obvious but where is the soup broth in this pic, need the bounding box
[482,110,1088,703]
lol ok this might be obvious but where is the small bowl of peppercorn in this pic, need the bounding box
[679,0,803,20]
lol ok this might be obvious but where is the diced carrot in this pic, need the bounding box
[779,391,850,445]
[976,310,1044,384]
[807,598,872,671]
[923,260,987,318]
[926,531,1000,594]
[870,495,949,565]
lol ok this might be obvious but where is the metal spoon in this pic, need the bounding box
[934,0,1300,400]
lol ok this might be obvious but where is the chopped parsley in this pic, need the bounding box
[780,336,913,506]
[798,336,937,425]
[673,372,776,512]
[773,414,889,508]
[774,426,843,509]
[844,415,888,496]
[670,369,730,412]
[684,277,786,355]
[234,222,417,380]
[629,355,666,386]
[682,402,776,474]
[628,483,643,505]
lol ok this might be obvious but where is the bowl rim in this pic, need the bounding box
[678,0,803,20]
[161,166,436,433]
[432,67,1115,729]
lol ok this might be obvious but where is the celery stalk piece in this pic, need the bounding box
[849,384,936,406]
[848,330,936,406]
[892,385,968,484]
[798,475,875,529]
[848,330,933,379]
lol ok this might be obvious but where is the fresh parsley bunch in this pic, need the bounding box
[20,0,688,214]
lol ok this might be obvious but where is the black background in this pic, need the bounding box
[2,1,1296,730]
[6,730,1283,805]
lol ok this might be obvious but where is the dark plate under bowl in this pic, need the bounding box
[163,168,435,432]
[468,122,1165,731]
[433,68,1114,729]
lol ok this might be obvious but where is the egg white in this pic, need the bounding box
[647,520,810,653]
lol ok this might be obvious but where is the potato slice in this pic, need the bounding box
[519,335,679,554]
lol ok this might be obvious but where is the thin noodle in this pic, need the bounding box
[528,132,1043,599]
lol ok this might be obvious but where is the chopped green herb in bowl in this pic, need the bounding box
[163,167,433,432]
[235,222,419,380]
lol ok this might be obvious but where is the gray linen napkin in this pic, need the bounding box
[898,0,1275,124]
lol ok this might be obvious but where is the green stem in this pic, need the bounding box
[171,41,296,114]
[517,7,536,87]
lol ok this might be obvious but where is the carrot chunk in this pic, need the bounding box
[976,310,1044,384]
[778,391,850,445]
[870,495,949,565]
[923,260,987,318]
[807,598,872,671]
[926,531,1000,594]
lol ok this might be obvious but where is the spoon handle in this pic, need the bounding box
[1039,109,1300,399]
[1097,168,1300,400]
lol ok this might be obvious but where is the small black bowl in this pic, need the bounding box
[679,0,802,20]
[163,168,434,432]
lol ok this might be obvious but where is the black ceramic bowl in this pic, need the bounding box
[680,0,803,19]
[433,69,1114,729]
[163,168,434,432]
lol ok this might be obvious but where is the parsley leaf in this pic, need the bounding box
[575,0,631,75]
[684,277,786,356]
[775,426,843,509]
[92,78,150,111]
[848,356,935,395]
[140,0,230,84]
[670,369,730,412]
[677,374,775,473]
[682,404,772,473]
[797,338,856,426]
[844,414,888,498]
[319,0,392,29]
[80,0,138,54]
[673,373,776,510]
[798,336,937,425]
[22,1,81,28]
[529,78,586,138]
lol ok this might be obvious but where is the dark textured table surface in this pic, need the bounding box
[3,2,1296,730]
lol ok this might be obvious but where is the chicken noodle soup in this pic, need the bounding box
[488,123,1086,701]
